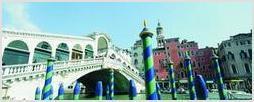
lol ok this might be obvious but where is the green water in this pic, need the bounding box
[60,93,220,100]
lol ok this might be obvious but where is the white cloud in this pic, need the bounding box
[4,3,40,31]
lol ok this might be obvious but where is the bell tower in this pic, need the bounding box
[156,20,165,48]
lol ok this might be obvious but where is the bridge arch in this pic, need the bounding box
[55,43,70,61]
[72,44,83,60]
[2,40,30,65]
[97,36,108,53]
[76,69,130,94]
[33,41,52,63]
[84,44,94,59]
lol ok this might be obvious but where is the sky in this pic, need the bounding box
[2,2,253,49]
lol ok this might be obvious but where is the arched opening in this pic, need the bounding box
[33,41,52,63]
[231,64,237,74]
[55,43,69,61]
[239,50,248,59]
[228,52,235,60]
[97,37,108,53]
[133,53,138,57]
[134,59,138,66]
[84,44,94,59]
[2,40,29,65]
[123,62,126,66]
[117,58,121,62]
[244,63,250,73]
[77,69,129,94]
[110,54,116,59]
[72,44,83,60]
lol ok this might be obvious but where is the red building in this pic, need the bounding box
[153,21,215,88]
[195,47,216,80]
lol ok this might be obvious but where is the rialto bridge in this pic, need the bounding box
[1,29,145,100]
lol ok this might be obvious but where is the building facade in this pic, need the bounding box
[218,30,252,92]
[195,47,216,81]
[151,22,200,88]
[131,40,145,78]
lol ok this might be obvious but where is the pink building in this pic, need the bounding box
[141,21,216,89]
[195,47,216,80]
[153,21,216,88]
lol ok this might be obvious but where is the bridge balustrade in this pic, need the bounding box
[2,57,144,85]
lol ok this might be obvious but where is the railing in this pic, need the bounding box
[103,58,144,84]
[2,58,103,80]
[2,57,144,84]
[110,48,139,74]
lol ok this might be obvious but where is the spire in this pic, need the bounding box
[158,19,161,26]
[144,20,147,28]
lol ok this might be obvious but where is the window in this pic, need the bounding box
[231,64,237,74]
[247,40,251,44]
[193,61,196,67]
[180,62,183,68]
[248,49,252,59]
[167,47,169,49]
[134,53,138,57]
[240,41,245,45]
[228,43,231,47]
[236,41,238,46]
[191,51,194,55]
[181,72,184,78]
[240,50,248,59]
[228,52,235,60]
[245,63,250,73]
[134,59,138,65]
[178,52,181,57]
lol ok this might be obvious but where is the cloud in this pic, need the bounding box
[4,3,40,31]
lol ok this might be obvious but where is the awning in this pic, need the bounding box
[206,80,214,83]
[224,80,244,82]
[179,80,188,83]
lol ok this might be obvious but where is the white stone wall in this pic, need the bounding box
[131,40,144,77]
[1,29,112,64]
[218,34,252,79]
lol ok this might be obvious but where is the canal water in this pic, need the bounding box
[60,93,221,100]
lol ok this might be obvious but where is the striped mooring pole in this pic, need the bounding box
[109,69,114,100]
[106,84,110,100]
[58,83,64,100]
[212,50,226,100]
[139,20,158,100]
[167,59,177,100]
[95,81,103,100]
[73,82,81,100]
[156,83,161,100]
[184,51,197,100]
[42,58,55,100]
[194,75,209,100]
[35,87,41,100]
[129,80,137,100]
